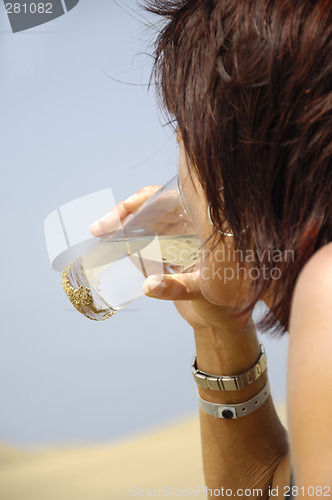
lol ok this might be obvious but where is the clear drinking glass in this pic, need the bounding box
[62,176,200,320]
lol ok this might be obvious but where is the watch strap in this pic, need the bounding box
[198,380,270,419]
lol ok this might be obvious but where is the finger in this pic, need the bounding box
[89,202,130,237]
[122,185,161,212]
[89,185,161,237]
[142,270,201,301]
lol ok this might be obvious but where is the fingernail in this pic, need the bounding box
[89,211,120,230]
[89,222,104,236]
[123,193,138,205]
[102,212,113,222]
[89,211,111,227]
[142,278,165,297]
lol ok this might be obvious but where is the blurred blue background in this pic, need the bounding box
[0,0,288,447]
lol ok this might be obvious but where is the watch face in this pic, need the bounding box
[218,407,235,419]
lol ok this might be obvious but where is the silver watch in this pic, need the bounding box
[191,343,267,391]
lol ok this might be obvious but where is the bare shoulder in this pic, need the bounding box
[289,242,332,343]
[301,241,332,269]
[288,246,332,485]
[293,242,332,306]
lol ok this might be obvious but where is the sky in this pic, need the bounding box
[0,0,289,447]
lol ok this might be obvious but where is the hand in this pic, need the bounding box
[89,185,161,237]
[89,185,195,238]
[89,186,253,332]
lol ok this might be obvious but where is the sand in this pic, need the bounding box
[0,405,286,500]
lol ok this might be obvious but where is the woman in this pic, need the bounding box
[90,0,332,496]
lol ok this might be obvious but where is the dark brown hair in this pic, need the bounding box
[145,0,332,334]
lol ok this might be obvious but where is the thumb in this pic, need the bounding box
[142,270,201,301]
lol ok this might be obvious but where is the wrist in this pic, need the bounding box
[193,317,260,375]
[192,343,267,390]
[192,318,269,405]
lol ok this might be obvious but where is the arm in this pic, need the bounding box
[193,315,288,498]
[288,242,332,491]
[89,188,290,497]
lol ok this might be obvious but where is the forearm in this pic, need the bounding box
[194,319,288,498]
